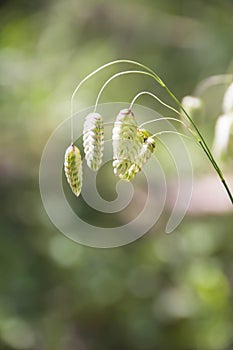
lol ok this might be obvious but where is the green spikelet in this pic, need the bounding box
[112,109,140,179]
[83,112,104,171]
[124,131,156,181]
[64,144,82,197]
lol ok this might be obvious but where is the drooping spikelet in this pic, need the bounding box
[212,112,233,161]
[222,82,233,114]
[64,144,82,197]
[124,130,156,181]
[181,95,204,127]
[112,109,140,179]
[83,112,104,171]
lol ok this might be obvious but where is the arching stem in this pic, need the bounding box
[93,70,157,112]
[70,59,164,143]
[152,130,193,142]
[70,59,233,203]
[129,91,183,118]
[139,117,186,129]
[163,85,233,203]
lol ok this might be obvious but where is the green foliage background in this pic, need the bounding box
[0,0,233,349]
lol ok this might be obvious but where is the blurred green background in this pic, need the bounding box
[1,0,233,349]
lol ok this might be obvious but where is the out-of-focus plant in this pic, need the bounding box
[1,1,233,349]
[213,82,233,162]
[65,60,233,203]
[180,75,233,166]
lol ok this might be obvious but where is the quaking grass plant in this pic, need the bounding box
[64,59,233,204]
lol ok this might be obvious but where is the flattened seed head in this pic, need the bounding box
[83,112,104,171]
[64,144,82,197]
[112,109,139,178]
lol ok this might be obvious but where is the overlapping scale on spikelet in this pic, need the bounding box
[83,112,104,171]
[112,109,141,180]
[64,144,82,197]
[124,132,156,181]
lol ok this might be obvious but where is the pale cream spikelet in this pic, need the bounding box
[212,112,233,161]
[181,95,204,127]
[222,82,233,114]
[64,144,82,197]
[83,112,104,171]
[124,130,156,181]
[112,108,140,179]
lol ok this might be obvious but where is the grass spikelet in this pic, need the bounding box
[83,112,104,171]
[112,108,140,179]
[181,95,204,126]
[124,131,156,181]
[212,112,233,161]
[222,82,233,114]
[64,144,82,197]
